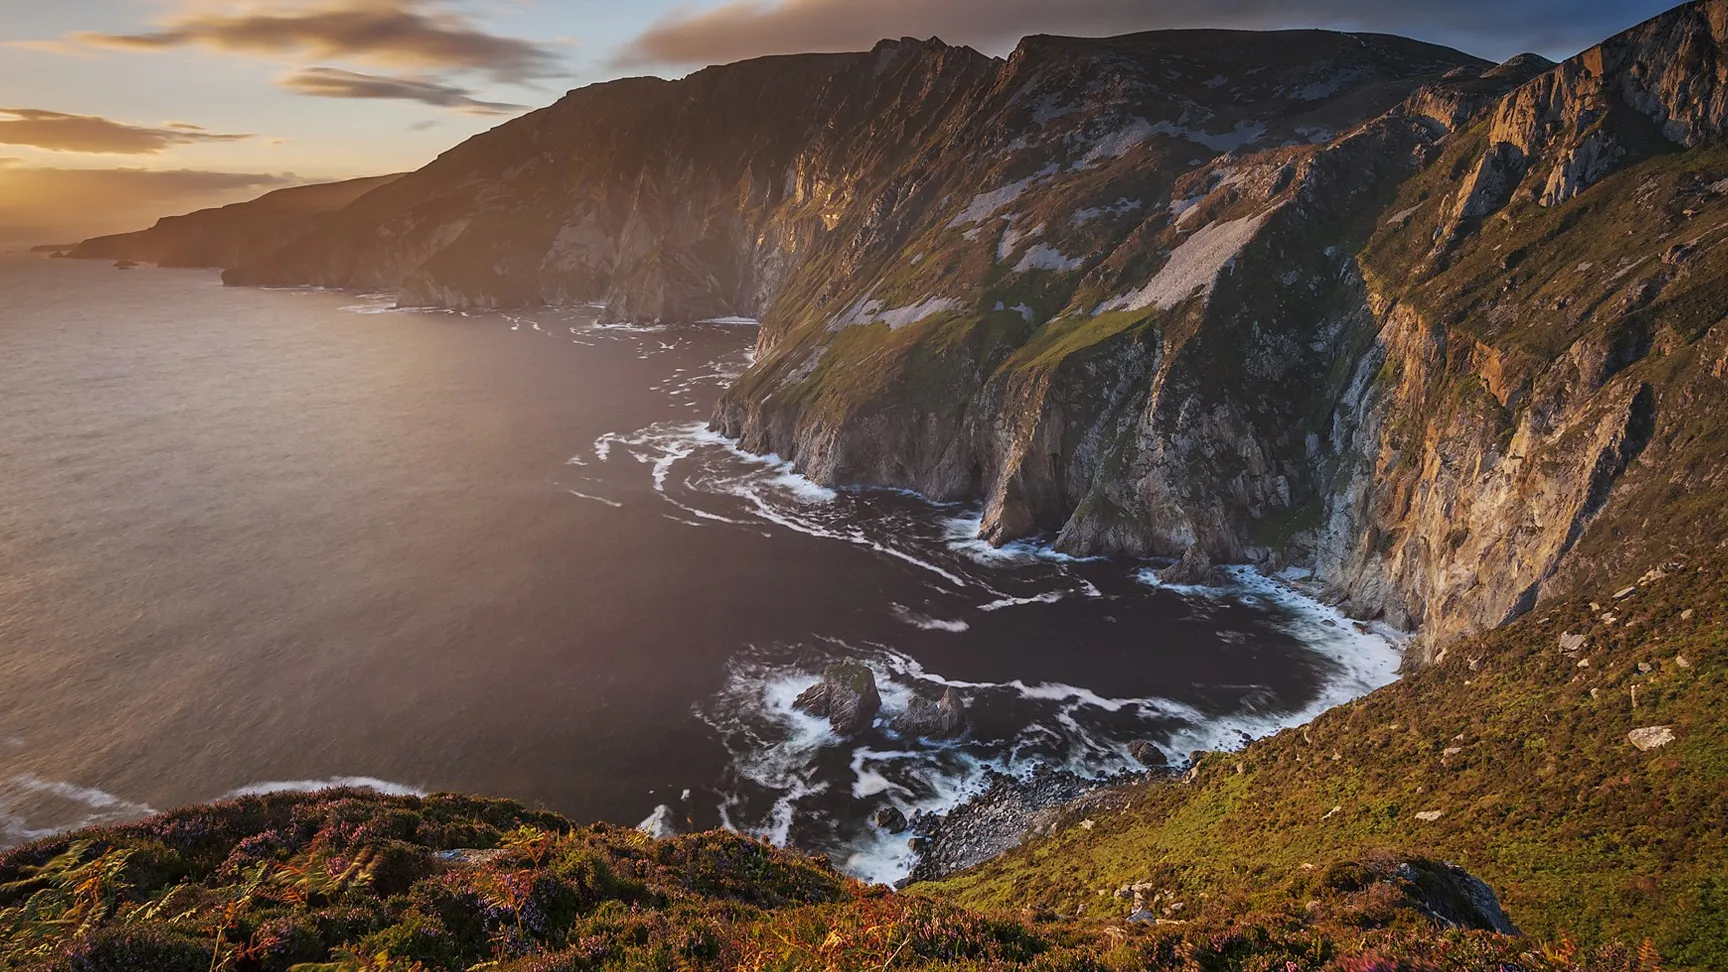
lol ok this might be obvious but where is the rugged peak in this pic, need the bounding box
[1449,0,1728,221]
[1484,52,1557,81]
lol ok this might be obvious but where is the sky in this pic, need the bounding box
[0,0,1679,243]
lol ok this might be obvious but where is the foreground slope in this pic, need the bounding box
[934,549,1728,967]
[0,787,1661,970]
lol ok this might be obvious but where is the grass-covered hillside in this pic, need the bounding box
[0,791,1660,972]
[933,551,1728,969]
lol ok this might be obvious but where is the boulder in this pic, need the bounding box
[888,687,966,739]
[1158,548,1225,587]
[872,806,909,834]
[1395,860,1520,935]
[1627,726,1676,751]
[792,661,882,735]
[1126,740,1168,768]
[1558,632,1586,653]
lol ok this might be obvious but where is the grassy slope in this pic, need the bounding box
[932,550,1728,969]
[0,792,1651,972]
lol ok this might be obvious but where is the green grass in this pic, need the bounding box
[929,550,1728,969]
[0,790,1652,972]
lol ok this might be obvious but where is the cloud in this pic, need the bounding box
[614,0,1675,67]
[277,66,525,115]
[73,0,561,83]
[0,108,252,155]
[2,39,98,57]
[0,164,298,243]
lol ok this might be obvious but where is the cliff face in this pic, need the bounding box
[66,176,401,268]
[1318,0,1728,656]
[210,4,1728,659]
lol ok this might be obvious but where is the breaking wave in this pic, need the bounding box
[571,414,1405,885]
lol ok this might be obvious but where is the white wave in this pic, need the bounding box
[0,774,157,847]
[339,302,405,315]
[942,512,1098,566]
[849,749,916,799]
[977,591,1066,611]
[1133,564,1404,754]
[565,488,623,509]
[698,316,759,325]
[891,604,970,633]
[701,660,839,849]
[598,421,966,586]
[219,777,428,799]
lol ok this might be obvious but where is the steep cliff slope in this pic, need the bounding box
[67,176,401,269]
[225,31,1470,321]
[716,2,1728,657]
[213,4,1728,660]
[1319,1,1728,652]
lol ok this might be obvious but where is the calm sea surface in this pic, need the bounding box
[0,254,1399,882]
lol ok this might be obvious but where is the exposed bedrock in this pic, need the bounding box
[203,5,1728,663]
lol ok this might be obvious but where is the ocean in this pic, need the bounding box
[0,253,1400,883]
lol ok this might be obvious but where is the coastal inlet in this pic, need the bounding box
[0,258,1400,888]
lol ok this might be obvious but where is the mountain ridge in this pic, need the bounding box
[67,6,1728,665]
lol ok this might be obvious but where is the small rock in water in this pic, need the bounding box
[1627,726,1676,751]
[791,660,882,735]
[887,686,967,739]
[871,806,909,834]
[1126,739,1168,768]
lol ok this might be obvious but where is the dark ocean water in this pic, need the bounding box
[0,254,1400,882]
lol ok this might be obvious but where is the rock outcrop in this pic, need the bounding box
[792,661,882,735]
[888,687,967,739]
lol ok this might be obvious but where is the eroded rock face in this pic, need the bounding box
[792,661,882,735]
[190,6,1728,665]
[888,687,967,739]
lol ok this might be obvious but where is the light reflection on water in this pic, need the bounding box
[0,255,1398,883]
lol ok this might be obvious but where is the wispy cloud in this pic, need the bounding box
[0,109,252,155]
[613,0,1674,67]
[73,0,561,83]
[277,66,526,115]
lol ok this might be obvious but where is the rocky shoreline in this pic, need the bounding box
[902,764,1164,885]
